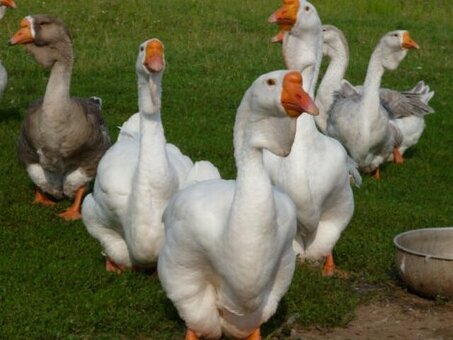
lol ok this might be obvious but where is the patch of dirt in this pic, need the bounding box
[271,287,453,340]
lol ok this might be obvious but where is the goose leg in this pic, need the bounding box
[185,329,199,340]
[372,167,381,180]
[322,253,335,277]
[58,185,86,221]
[245,328,261,340]
[393,148,404,164]
[34,187,56,206]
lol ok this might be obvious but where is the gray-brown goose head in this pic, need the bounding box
[9,15,73,68]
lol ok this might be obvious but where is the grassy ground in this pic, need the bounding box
[0,0,452,338]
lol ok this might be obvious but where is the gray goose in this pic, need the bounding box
[317,25,434,165]
[325,30,420,178]
[10,15,111,220]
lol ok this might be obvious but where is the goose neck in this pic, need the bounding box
[283,27,322,97]
[360,49,385,109]
[319,47,349,93]
[126,75,171,265]
[227,143,277,262]
[229,104,276,237]
[137,73,161,115]
[315,46,349,132]
[42,59,72,111]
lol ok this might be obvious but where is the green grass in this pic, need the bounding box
[0,0,452,338]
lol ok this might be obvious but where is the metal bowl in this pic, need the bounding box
[393,227,453,298]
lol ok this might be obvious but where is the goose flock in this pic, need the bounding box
[5,0,435,339]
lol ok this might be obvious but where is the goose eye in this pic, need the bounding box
[393,33,399,37]
[305,5,310,11]
[140,46,144,52]
[266,79,276,86]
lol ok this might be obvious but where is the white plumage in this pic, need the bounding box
[82,39,220,271]
[266,0,360,275]
[158,70,318,339]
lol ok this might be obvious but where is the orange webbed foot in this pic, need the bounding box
[245,328,261,340]
[58,208,81,221]
[105,257,126,274]
[185,329,199,340]
[322,254,335,277]
[33,188,56,207]
[57,186,86,221]
[322,254,350,278]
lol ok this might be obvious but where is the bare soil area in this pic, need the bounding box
[272,287,453,340]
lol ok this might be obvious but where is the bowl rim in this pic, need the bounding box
[393,227,453,261]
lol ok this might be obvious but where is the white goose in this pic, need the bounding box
[0,0,16,102]
[158,70,318,340]
[315,25,350,133]
[326,30,420,177]
[266,0,360,276]
[317,25,434,161]
[82,39,220,272]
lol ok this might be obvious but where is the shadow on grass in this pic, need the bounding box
[262,298,293,338]
[401,147,418,160]
[0,106,22,123]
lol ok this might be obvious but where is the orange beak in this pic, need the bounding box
[402,31,420,50]
[0,0,17,9]
[268,0,299,43]
[281,71,319,117]
[268,0,299,25]
[271,27,290,44]
[9,17,34,45]
[144,39,164,73]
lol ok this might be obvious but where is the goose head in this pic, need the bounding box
[136,38,165,113]
[136,38,165,77]
[378,30,419,71]
[268,0,299,43]
[269,0,321,43]
[236,70,318,157]
[9,15,72,68]
[322,25,349,60]
[0,0,16,20]
[290,0,321,36]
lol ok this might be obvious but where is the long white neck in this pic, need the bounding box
[359,47,385,124]
[0,7,6,20]
[283,32,322,96]
[42,59,72,116]
[315,43,349,131]
[127,71,176,265]
[222,99,279,301]
[307,36,323,98]
[282,28,322,136]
